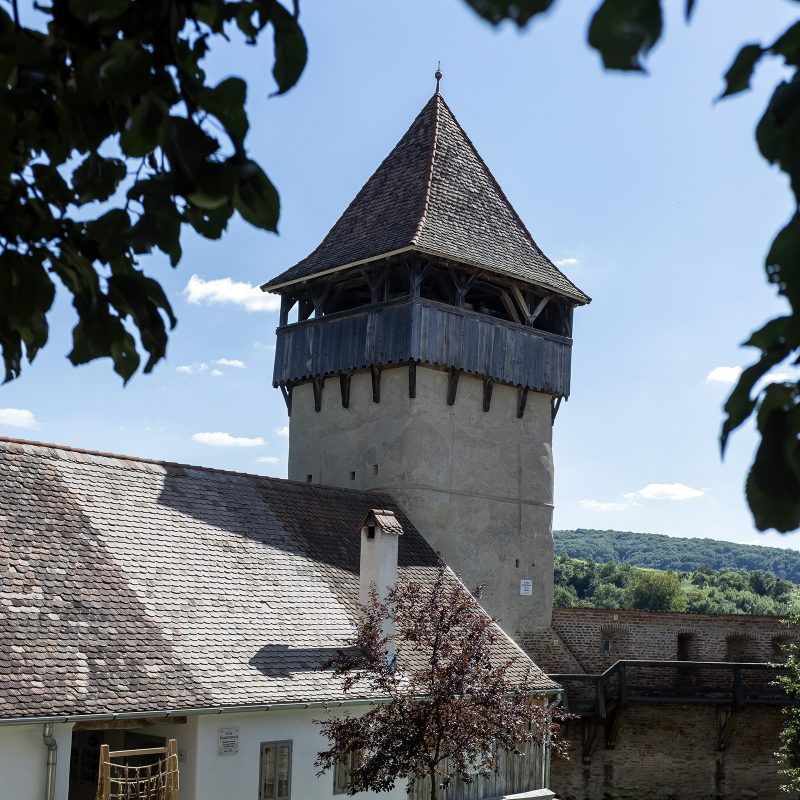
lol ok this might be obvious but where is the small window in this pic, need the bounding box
[372,464,379,475]
[350,471,356,481]
[306,474,312,483]
[366,525,376,540]
[334,750,362,795]
[260,741,292,800]
[601,639,611,654]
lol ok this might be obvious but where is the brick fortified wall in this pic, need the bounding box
[522,608,799,800]
[551,703,792,800]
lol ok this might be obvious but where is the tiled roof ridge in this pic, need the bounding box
[409,93,441,247]
[0,435,393,499]
[433,94,586,301]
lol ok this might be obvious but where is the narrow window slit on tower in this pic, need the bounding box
[340,374,351,409]
[447,368,460,406]
[350,471,356,481]
[516,387,528,419]
[371,366,381,403]
[482,379,494,412]
[312,377,324,413]
[372,465,379,475]
[306,474,313,483]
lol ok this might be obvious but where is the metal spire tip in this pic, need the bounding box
[435,61,442,94]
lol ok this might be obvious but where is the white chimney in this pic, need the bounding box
[358,509,403,655]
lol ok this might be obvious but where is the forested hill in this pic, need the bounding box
[554,529,800,584]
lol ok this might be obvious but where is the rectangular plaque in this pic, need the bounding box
[520,579,533,596]
[218,727,239,756]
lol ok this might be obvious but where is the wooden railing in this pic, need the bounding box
[273,298,573,396]
[549,660,790,719]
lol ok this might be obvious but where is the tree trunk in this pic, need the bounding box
[429,767,437,800]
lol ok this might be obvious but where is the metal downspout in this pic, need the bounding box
[43,723,57,800]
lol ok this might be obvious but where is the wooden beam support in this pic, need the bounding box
[604,707,622,750]
[371,366,381,403]
[482,378,494,412]
[551,395,562,424]
[408,361,417,398]
[312,377,324,413]
[528,294,551,325]
[279,294,294,327]
[447,368,460,406]
[500,290,521,324]
[280,384,293,416]
[510,285,531,321]
[298,297,314,321]
[516,387,528,419]
[339,374,351,409]
[312,282,331,318]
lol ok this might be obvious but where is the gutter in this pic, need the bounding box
[42,723,57,800]
[0,687,560,727]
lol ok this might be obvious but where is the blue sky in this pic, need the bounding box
[3,1,799,550]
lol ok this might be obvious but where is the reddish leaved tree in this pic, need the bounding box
[315,562,563,800]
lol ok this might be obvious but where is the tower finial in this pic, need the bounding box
[435,61,443,94]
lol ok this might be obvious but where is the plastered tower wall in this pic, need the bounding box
[288,365,555,636]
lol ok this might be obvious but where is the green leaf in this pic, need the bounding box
[72,153,127,204]
[85,209,132,261]
[68,0,127,23]
[588,0,664,72]
[233,159,279,231]
[197,77,249,147]
[120,97,166,158]
[270,2,308,95]
[746,394,800,533]
[184,202,234,240]
[107,262,177,372]
[765,213,800,309]
[772,21,800,67]
[0,250,55,382]
[719,43,765,99]
[31,164,73,210]
[460,0,556,27]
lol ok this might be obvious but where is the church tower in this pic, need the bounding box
[261,89,589,638]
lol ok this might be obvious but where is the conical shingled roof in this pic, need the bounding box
[263,93,589,304]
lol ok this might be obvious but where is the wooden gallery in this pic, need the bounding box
[0,86,795,800]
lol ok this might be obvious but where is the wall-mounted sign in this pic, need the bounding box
[218,727,239,756]
[520,579,533,596]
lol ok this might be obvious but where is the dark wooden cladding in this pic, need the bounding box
[273,297,572,397]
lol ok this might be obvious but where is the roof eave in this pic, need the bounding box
[261,244,590,304]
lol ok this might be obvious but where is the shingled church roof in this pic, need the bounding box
[0,437,556,721]
[262,93,589,304]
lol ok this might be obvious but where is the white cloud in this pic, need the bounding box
[257,456,281,465]
[624,483,704,502]
[184,274,280,313]
[177,363,208,374]
[215,358,246,369]
[275,425,290,438]
[580,499,629,512]
[706,366,742,384]
[556,257,579,267]
[0,408,37,429]
[192,432,265,447]
[210,369,224,377]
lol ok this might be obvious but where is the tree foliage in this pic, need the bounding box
[555,529,800,582]
[0,0,304,382]
[315,563,562,800]
[554,553,799,615]
[3,0,800,532]
[776,610,800,791]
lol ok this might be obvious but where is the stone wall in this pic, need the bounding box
[551,704,793,800]
[546,608,794,674]
[288,365,556,635]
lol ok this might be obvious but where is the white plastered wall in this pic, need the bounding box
[0,722,73,800]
